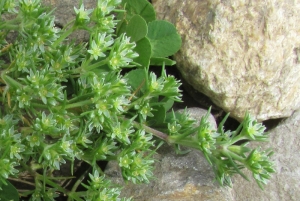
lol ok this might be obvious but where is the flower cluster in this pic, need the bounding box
[167,109,275,188]
[82,170,132,201]
[2,0,18,13]
[25,12,59,52]
[88,33,113,60]
[19,0,41,16]
[118,150,155,184]
[74,4,94,27]
[0,115,21,184]
[246,149,275,188]
[93,0,121,33]
[241,113,268,141]
[148,71,182,101]
[0,0,168,199]
[108,34,139,70]
[24,69,64,105]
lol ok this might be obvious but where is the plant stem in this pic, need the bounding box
[221,149,246,162]
[62,19,76,31]
[228,135,247,146]
[84,58,109,71]
[167,127,198,142]
[169,137,200,149]
[0,17,22,30]
[63,99,93,109]
[8,177,35,187]
[31,102,49,109]
[68,93,95,103]
[127,92,151,110]
[131,120,200,148]
[52,26,76,48]
[67,166,91,201]
[131,121,169,142]
[36,174,82,200]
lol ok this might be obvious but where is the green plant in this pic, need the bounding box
[0,0,275,200]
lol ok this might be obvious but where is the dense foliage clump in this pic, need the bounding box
[0,0,275,200]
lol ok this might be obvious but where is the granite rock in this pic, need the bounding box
[152,0,300,121]
[232,110,300,201]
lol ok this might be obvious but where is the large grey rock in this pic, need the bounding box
[232,110,300,200]
[152,0,300,122]
[105,108,233,201]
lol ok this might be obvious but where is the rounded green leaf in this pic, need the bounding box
[133,37,152,67]
[121,0,156,23]
[125,69,147,94]
[147,105,166,127]
[161,97,175,112]
[147,20,182,58]
[126,15,148,42]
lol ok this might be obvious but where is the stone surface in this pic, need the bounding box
[105,108,233,201]
[232,109,300,201]
[43,0,96,42]
[43,0,95,25]
[152,0,300,121]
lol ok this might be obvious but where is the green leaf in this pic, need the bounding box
[116,16,128,36]
[126,15,148,42]
[160,97,174,112]
[125,69,147,94]
[122,0,156,23]
[147,105,166,126]
[0,180,19,201]
[150,57,176,66]
[133,37,152,67]
[147,20,181,58]
[0,1,5,14]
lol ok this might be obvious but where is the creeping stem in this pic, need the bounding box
[52,26,77,48]
[131,120,169,142]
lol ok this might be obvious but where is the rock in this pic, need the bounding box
[43,0,96,25]
[232,110,300,201]
[152,0,300,121]
[105,108,233,201]
[43,0,96,42]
